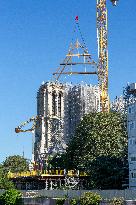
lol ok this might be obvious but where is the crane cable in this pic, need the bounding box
[71,16,88,52]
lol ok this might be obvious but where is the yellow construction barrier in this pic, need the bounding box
[7,170,88,178]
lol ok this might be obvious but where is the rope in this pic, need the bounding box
[70,16,88,52]
[76,21,88,51]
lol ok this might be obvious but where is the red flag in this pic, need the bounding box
[75,16,79,21]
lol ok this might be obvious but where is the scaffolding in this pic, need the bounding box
[64,83,100,143]
[111,96,125,113]
[111,83,136,114]
[34,81,101,160]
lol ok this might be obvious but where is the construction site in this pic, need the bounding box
[12,0,132,190]
[16,0,113,160]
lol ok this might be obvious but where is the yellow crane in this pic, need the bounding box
[15,116,42,162]
[97,0,118,112]
[15,116,41,133]
[53,0,118,112]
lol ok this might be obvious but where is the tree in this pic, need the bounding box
[0,165,14,190]
[65,112,127,169]
[88,156,128,189]
[0,155,29,189]
[2,155,29,173]
[0,189,22,205]
[49,153,67,169]
[54,112,128,188]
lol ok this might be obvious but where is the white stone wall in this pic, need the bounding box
[20,189,136,200]
[35,82,65,161]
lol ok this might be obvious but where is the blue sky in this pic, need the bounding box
[0,0,136,162]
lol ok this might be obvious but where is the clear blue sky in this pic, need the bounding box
[0,0,136,162]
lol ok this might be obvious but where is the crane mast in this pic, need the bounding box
[97,0,118,112]
[97,0,109,112]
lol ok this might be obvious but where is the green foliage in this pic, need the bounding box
[56,198,79,205]
[0,167,14,190]
[70,198,79,205]
[0,189,22,205]
[110,197,124,205]
[88,156,128,189]
[66,112,127,169]
[2,155,29,173]
[54,112,128,189]
[49,153,67,169]
[56,198,66,205]
[80,192,102,205]
[0,175,14,190]
[0,155,29,190]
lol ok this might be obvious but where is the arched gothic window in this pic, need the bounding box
[58,92,62,117]
[52,92,56,116]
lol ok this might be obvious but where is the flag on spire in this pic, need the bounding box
[75,16,79,21]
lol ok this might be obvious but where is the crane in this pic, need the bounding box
[97,0,118,112]
[15,116,40,133]
[53,0,118,112]
[15,116,42,162]
[15,115,65,163]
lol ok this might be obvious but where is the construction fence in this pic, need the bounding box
[20,189,136,200]
[1,189,136,200]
